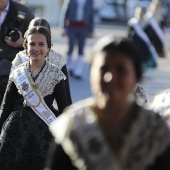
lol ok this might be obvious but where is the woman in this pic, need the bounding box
[46,36,170,170]
[128,6,158,68]
[143,0,166,58]
[12,17,72,105]
[0,26,69,170]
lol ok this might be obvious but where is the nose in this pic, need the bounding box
[33,45,39,51]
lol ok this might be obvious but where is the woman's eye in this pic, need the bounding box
[29,43,34,46]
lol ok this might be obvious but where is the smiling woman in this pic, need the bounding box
[23,27,51,78]
[0,26,69,169]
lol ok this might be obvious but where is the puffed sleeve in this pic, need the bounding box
[0,79,19,131]
[54,80,69,115]
[61,65,72,105]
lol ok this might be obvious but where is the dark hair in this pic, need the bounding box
[93,35,143,81]
[28,18,51,35]
[23,26,51,49]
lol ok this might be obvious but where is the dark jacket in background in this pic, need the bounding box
[0,0,34,62]
[60,0,94,34]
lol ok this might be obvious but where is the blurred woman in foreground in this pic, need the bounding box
[46,36,170,170]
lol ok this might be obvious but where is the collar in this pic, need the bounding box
[5,0,10,12]
[1,0,10,13]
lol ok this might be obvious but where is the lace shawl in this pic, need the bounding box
[10,61,66,98]
[12,49,66,70]
[120,107,170,170]
[50,98,170,170]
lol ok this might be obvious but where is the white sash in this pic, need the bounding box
[12,65,57,126]
[129,18,158,61]
[145,12,165,47]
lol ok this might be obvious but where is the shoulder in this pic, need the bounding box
[12,50,27,66]
[49,98,95,142]
[48,50,66,69]
[66,97,95,113]
[46,61,66,82]
[9,62,26,80]
[138,104,170,136]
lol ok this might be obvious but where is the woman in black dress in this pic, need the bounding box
[12,17,72,105]
[46,36,170,170]
[0,26,69,170]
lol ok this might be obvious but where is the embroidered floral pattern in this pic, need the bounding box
[10,61,66,98]
[51,98,170,170]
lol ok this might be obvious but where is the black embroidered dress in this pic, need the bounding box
[0,61,69,170]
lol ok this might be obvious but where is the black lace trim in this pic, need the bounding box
[28,61,46,81]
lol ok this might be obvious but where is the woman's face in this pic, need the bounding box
[27,32,49,62]
[90,51,137,106]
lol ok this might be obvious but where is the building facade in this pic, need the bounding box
[24,0,63,25]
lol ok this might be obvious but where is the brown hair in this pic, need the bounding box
[28,17,51,35]
[23,26,51,50]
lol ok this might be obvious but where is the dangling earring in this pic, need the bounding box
[46,49,50,58]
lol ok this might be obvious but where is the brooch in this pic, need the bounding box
[21,82,29,92]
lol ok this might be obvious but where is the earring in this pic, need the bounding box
[46,49,50,58]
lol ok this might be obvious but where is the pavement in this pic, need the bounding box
[51,24,170,104]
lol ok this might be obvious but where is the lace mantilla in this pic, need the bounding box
[12,50,66,70]
[10,61,66,98]
[120,108,170,170]
[50,98,170,170]
[47,50,66,69]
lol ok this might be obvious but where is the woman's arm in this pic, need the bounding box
[61,65,72,105]
[54,80,69,115]
[0,79,19,130]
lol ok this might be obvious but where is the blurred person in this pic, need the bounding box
[12,17,72,105]
[143,0,166,58]
[45,36,170,170]
[128,6,158,68]
[150,89,170,127]
[0,26,69,170]
[0,0,34,104]
[114,0,128,22]
[13,0,21,2]
[60,0,94,80]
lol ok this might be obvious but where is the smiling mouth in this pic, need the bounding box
[33,53,41,57]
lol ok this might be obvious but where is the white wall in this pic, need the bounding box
[25,0,62,25]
